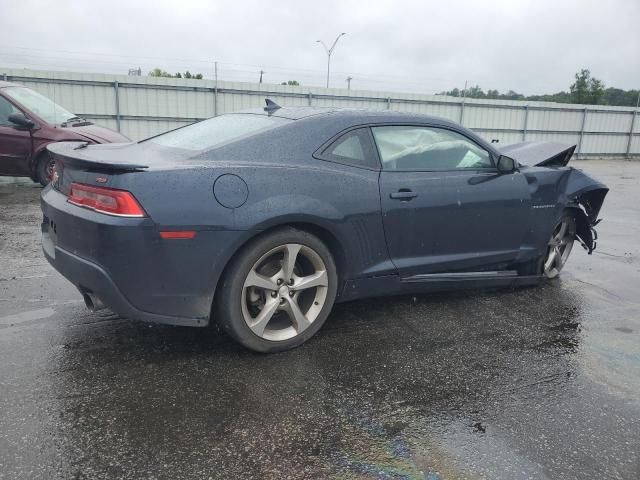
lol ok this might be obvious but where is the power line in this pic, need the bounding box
[0,44,576,95]
[0,44,454,87]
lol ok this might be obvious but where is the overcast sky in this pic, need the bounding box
[1,0,638,95]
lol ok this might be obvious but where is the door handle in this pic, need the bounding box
[389,189,418,200]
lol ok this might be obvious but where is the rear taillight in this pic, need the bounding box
[68,182,146,217]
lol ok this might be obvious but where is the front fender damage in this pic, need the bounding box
[564,169,608,254]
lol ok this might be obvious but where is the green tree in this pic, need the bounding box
[438,88,461,97]
[465,85,485,98]
[603,88,640,107]
[281,80,300,86]
[570,69,605,104]
[437,69,639,106]
[149,68,172,78]
[148,68,204,80]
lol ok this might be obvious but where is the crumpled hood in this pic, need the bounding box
[62,123,130,144]
[500,142,576,167]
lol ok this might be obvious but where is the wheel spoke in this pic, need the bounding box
[281,244,301,280]
[248,297,279,336]
[555,221,568,243]
[294,270,328,291]
[282,297,311,333]
[554,246,563,269]
[544,248,557,272]
[244,270,278,291]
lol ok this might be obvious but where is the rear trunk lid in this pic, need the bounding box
[47,141,183,195]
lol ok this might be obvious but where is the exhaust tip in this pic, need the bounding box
[83,292,106,312]
[83,293,94,310]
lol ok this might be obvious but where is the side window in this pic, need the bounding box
[371,125,492,171]
[0,96,20,126]
[319,128,379,169]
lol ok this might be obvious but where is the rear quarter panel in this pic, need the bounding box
[121,159,391,297]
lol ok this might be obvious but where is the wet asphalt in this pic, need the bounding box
[0,160,639,480]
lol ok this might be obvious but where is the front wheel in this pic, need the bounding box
[216,228,338,353]
[543,212,576,279]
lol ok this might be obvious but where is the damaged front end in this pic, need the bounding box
[567,177,608,254]
[501,141,609,254]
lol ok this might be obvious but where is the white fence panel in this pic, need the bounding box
[1,67,637,157]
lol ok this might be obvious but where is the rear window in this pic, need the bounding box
[145,114,289,151]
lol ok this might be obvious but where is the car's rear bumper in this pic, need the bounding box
[42,241,206,327]
[41,186,251,327]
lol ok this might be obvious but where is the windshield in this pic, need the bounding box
[145,114,290,151]
[3,86,76,124]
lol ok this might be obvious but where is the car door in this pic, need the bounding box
[374,124,531,277]
[0,94,32,176]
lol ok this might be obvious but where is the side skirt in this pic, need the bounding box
[338,271,542,303]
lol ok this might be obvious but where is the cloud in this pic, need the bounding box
[1,0,638,95]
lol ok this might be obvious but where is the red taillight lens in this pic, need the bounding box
[68,182,146,217]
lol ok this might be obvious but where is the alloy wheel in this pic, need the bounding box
[241,243,329,341]
[544,217,575,278]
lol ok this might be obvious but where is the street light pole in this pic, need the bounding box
[316,33,346,89]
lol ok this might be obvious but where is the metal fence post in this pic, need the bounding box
[214,61,219,117]
[308,92,313,106]
[522,105,529,141]
[386,97,391,110]
[626,110,637,158]
[626,94,639,157]
[2,73,6,82]
[577,107,588,157]
[113,81,121,132]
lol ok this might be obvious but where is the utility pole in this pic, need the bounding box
[316,33,346,88]
[459,79,468,124]
[346,76,352,90]
[259,70,264,84]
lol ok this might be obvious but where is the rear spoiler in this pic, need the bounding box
[47,141,148,171]
[499,142,576,167]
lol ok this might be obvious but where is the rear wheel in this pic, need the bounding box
[35,152,56,186]
[216,228,338,352]
[543,212,576,279]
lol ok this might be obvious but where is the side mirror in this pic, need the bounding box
[8,112,35,130]
[497,155,517,173]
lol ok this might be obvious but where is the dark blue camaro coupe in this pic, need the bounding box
[42,101,608,352]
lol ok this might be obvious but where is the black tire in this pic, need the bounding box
[35,152,56,186]
[216,228,338,353]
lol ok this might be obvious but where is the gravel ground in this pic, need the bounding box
[0,160,639,479]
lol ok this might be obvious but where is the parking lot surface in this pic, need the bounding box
[1,160,639,479]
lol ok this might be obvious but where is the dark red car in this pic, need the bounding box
[0,81,129,185]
